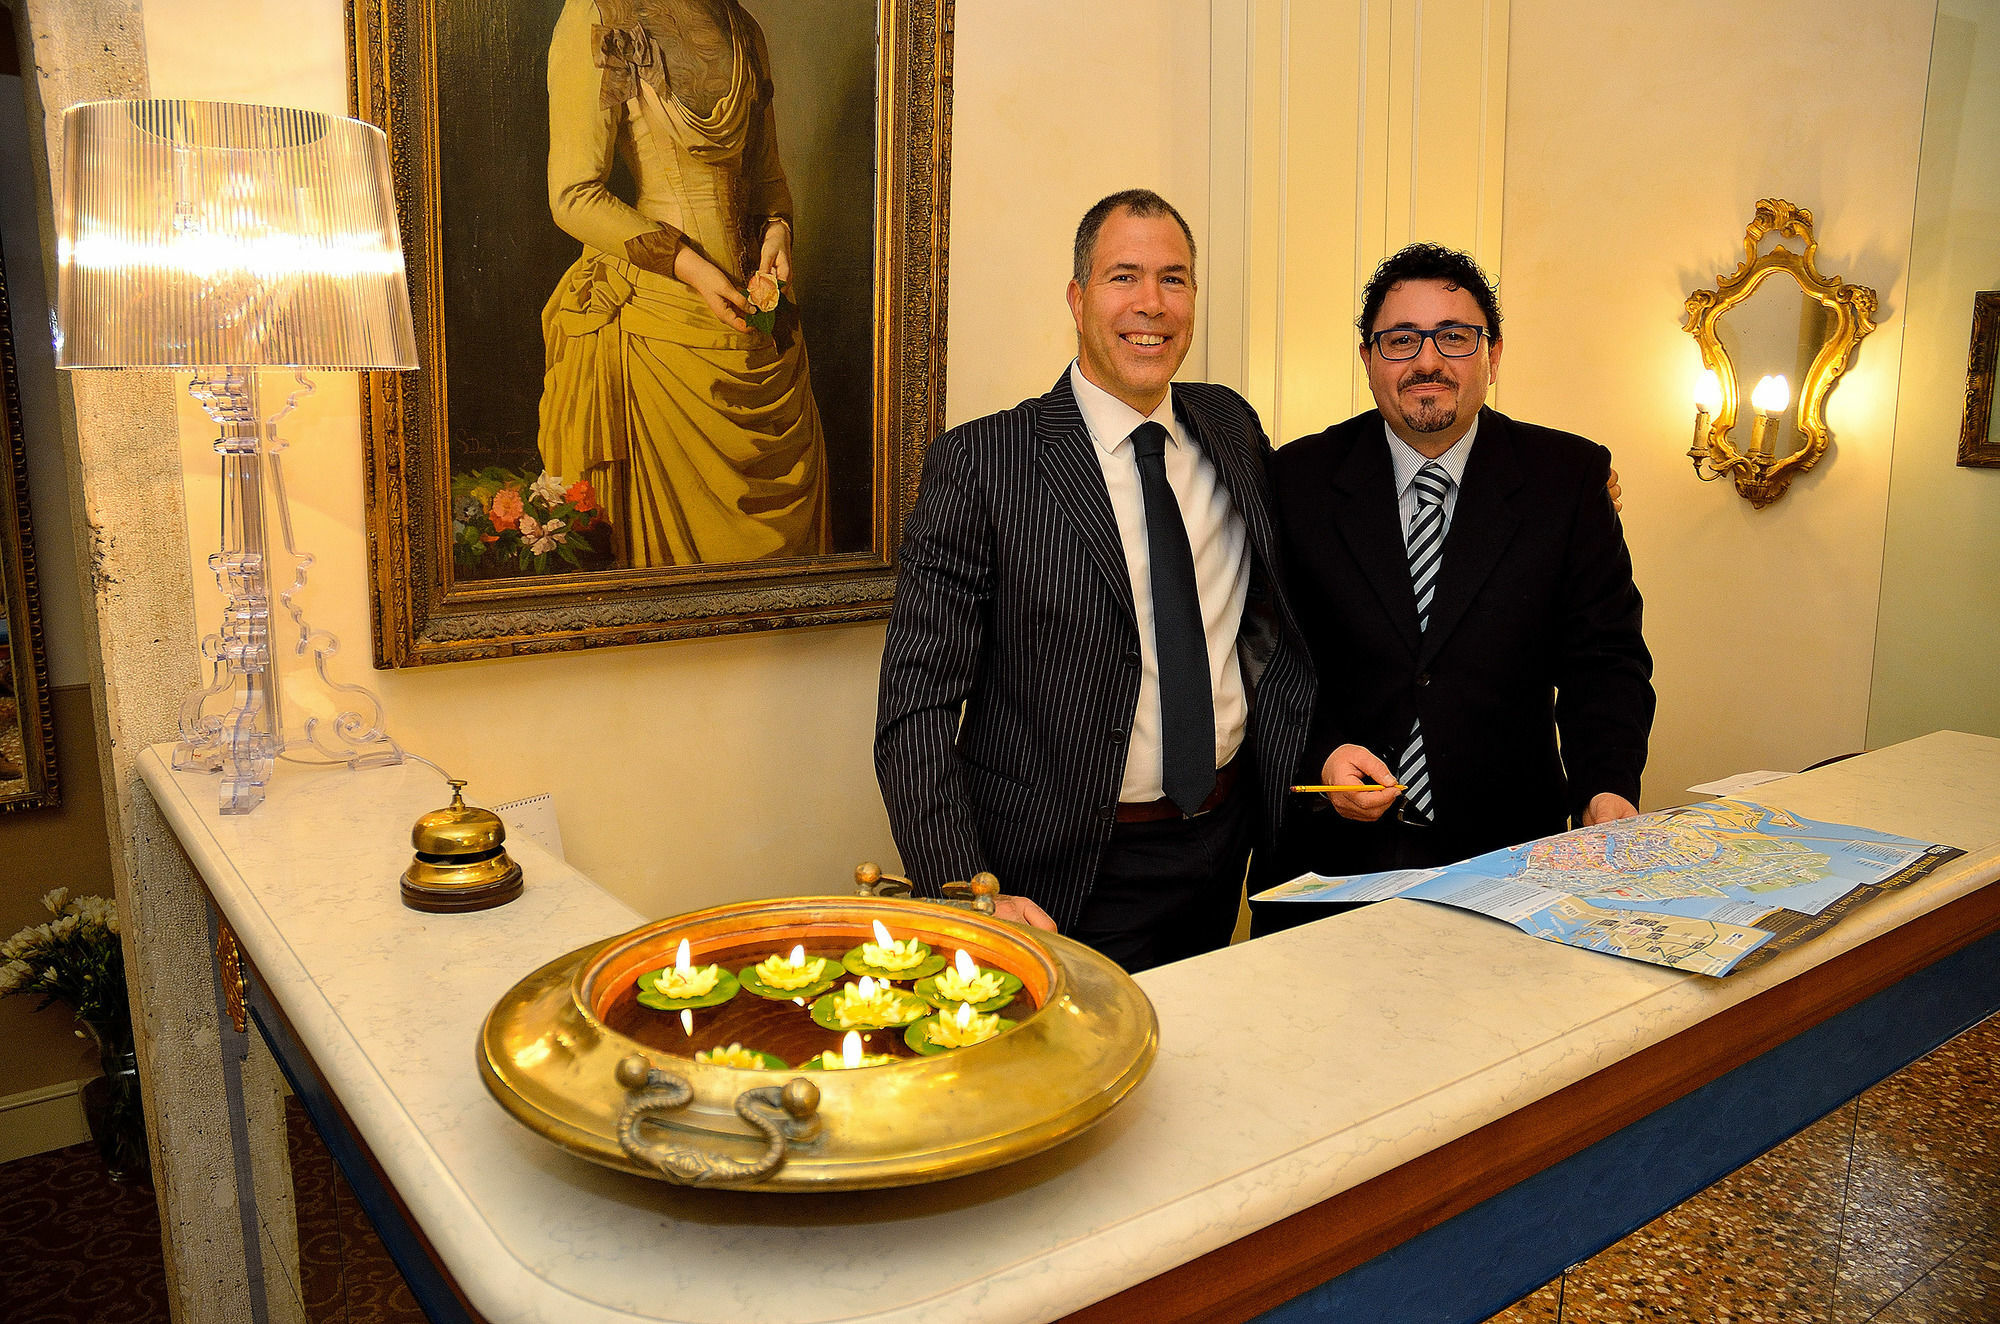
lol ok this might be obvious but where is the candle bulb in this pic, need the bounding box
[788,944,806,967]
[954,949,979,981]
[1749,374,1790,460]
[954,1002,973,1028]
[1690,368,1721,465]
[842,1031,862,1069]
[674,938,693,974]
[871,920,894,949]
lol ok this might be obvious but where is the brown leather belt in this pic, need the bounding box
[1115,758,1241,823]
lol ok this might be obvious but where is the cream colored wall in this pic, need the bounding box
[140,0,1216,915]
[1867,0,2000,748]
[1499,0,1937,803]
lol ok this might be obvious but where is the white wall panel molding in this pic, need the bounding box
[1208,0,1509,442]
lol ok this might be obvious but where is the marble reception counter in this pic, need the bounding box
[138,732,2000,1324]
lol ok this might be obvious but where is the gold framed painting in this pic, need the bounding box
[349,0,952,666]
[1960,290,2000,469]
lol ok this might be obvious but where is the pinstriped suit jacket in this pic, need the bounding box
[875,372,1316,932]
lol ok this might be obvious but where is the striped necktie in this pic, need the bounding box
[1399,462,1452,822]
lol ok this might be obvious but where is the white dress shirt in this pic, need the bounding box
[1386,414,1479,540]
[1070,363,1251,803]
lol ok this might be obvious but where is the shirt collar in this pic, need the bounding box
[1384,411,1480,496]
[1071,360,1179,456]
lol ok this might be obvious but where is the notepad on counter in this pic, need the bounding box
[1686,770,1793,797]
[493,792,564,861]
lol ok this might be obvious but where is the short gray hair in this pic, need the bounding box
[1072,189,1197,286]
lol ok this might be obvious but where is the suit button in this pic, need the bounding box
[1108,728,1127,745]
[1121,650,1141,669]
[1415,672,1432,688]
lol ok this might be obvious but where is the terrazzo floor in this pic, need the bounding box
[1483,1011,2000,1324]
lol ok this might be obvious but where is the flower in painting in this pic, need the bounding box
[488,487,525,532]
[520,514,568,556]
[528,472,567,508]
[565,479,599,514]
[746,271,780,313]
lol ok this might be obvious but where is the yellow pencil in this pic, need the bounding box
[1289,783,1405,793]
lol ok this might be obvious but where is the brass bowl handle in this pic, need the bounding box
[613,1055,822,1186]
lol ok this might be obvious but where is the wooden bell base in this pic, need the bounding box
[400,861,524,913]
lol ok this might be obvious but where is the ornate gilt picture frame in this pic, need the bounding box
[1960,291,2000,469]
[349,0,952,666]
[0,237,59,811]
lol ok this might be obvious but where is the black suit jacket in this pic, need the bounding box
[875,373,1316,931]
[1269,407,1654,874]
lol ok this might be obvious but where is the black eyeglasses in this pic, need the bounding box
[1366,325,1490,361]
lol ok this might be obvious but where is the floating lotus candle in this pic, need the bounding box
[909,999,1016,1055]
[802,1030,896,1071]
[810,975,930,1031]
[740,944,839,1000]
[694,1042,788,1070]
[915,949,1023,1013]
[636,938,740,1011]
[843,920,947,980]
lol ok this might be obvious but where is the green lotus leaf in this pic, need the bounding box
[809,987,931,1032]
[911,970,1023,1014]
[906,1013,1018,1055]
[840,944,947,982]
[634,966,740,1011]
[736,960,840,1002]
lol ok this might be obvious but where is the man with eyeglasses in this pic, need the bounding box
[1258,243,1654,894]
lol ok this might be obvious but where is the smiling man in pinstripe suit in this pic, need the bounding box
[874,190,1316,973]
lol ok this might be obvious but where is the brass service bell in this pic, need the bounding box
[401,779,524,913]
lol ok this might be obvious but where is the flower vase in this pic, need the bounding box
[79,1022,150,1185]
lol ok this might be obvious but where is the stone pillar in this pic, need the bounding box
[10,3,257,1319]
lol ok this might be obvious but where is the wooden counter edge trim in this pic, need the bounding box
[1067,877,2000,1324]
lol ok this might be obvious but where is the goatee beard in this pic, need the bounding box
[1406,400,1458,434]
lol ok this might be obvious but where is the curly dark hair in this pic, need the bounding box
[1072,189,1197,287]
[1356,243,1501,349]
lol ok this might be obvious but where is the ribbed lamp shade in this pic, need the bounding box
[54,99,417,370]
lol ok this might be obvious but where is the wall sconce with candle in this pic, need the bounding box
[1683,199,1877,508]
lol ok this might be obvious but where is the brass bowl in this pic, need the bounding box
[478,896,1158,1190]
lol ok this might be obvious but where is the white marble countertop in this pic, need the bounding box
[139,732,2000,1324]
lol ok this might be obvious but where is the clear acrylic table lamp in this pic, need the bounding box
[53,100,419,814]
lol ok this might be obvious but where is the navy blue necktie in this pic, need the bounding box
[1131,422,1214,815]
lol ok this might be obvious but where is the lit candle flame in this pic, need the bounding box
[679,1009,693,1037]
[871,919,894,948]
[954,1001,973,1027]
[954,949,979,980]
[788,944,806,967]
[1751,374,1791,416]
[857,976,877,998]
[674,939,692,974]
[1692,368,1722,414]
[842,1031,862,1068]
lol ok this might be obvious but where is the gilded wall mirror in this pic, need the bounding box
[0,237,59,810]
[1683,199,1878,507]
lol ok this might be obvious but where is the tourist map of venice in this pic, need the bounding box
[1251,800,1963,976]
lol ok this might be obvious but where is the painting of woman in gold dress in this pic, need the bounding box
[537,0,828,567]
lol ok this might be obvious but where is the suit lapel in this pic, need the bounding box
[1326,419,1423,658]
[1175,391,1274,565]
[1034,372,1135,615]
[1420,409,1523,665]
